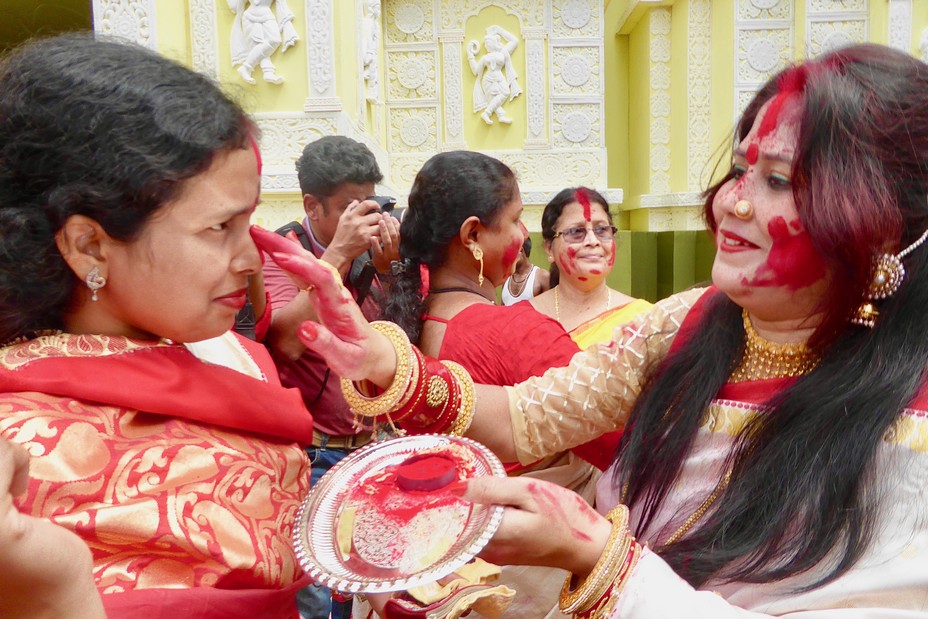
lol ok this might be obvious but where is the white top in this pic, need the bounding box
[501,265,538,305]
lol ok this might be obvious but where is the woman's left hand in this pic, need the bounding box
[462,476,612,580]
[250,225,397,384]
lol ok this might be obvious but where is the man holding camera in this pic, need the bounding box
[262,135,400,619]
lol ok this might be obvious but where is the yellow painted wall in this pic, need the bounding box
[627,16,650,199]
[156,0,190,64]
[334,0,361,125]
[461,6,526,151]
[707,0,734,187]
[604,2,629,194]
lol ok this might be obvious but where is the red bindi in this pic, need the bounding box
[746,143,759,165]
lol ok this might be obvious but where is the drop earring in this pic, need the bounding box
[471,245,485,286]
[851,228,928,327]
[85,266,106,301]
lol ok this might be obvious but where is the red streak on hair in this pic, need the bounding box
[746,142,759,165]
[502,238,522,272]
[757,66,807,141]
[526,482,592,542]
[249,135,263,175]
[741,216,826,290]
[576,188,592,221]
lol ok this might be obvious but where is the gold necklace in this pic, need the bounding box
[729,310,819,382]
[554,286,612,322]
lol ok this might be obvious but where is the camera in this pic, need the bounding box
[366,195,397,212]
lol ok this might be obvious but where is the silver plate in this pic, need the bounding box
[293,434,505,594]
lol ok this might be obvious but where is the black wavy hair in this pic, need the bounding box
[295,135,383,199]
[0,33,255,343]
[616,44,928,590]
[379,151,517,344]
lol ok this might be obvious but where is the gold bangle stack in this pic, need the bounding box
[444,360,476,436]
[340,321,413,417]
[559,504,632,617]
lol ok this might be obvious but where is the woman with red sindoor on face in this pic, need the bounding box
[257,44,928,617]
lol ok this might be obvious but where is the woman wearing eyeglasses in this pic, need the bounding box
[532,188,652,349]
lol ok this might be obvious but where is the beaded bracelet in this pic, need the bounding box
[340,321,413,417]
[559,504,631,615]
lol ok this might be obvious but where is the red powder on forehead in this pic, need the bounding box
[502,238,522,272]
[757,66,807,141]
[576,188,592,221]
[741,217,826,290]
[757,92,789,140]
[746,143,759,165]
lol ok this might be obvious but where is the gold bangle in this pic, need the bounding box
[444,360,476,436]
[340,321,413,417]
[559,504,630,615]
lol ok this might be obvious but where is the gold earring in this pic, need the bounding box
[851,228,928,328]
[734,199,753,220]
[85,266,106,302]
[472,245,484,286]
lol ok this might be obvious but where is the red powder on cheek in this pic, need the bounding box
[741,217,826,291]
[607,245,616,267]
[578,276,588,281]
[559,246,579,276]
[746,143,759,165]
[589,270,601,275]
[502,238,522,271]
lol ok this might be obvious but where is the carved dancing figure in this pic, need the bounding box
[467,25,523,125]
[228,0,299,85]
[361,0,382,102]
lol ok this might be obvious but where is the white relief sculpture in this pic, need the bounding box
[228,0,299,85]
[467,25,523,125]
[921,28,928,63]
[361,0,382,102]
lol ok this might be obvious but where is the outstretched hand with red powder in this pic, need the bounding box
[460,476,612,581]
[250,225,398,385]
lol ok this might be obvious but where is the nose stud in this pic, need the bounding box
[734,199,753,220]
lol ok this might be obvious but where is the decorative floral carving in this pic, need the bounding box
[887,1,913,53]
[386,0,433,43]
[307,0,334,96]
[649,8,672,195]
[254,197,304,231]
[746,37,780,72]
[808,0,867,11]
[808,19,867,58]
[441,37,465,143]
[559,0,591,30]
[362,0,383,102]
[390,107,438,153]
[440,0,544,31]
[525,37,546,141]
[736,28,791,84]
[553,104,600,147]
[738,0,791,21]
[93,0,154,48]
[687,0,712,191]
[189,0,219,79]
[388,51,436,99]
[552,47,600,95]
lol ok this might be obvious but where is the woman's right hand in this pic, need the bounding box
[251,225,398,386]
[0,439,104,618]
[462,476,612,580]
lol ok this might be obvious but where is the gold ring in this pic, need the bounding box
[734,199,753,220]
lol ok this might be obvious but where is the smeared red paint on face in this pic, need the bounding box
[502,238,522,272]
[746,143,759,165]
[589,270,602,275]
[578,276,588,281]
[576,189,592,222]
[741,216,826,290]
[526,482,593,542]
[607,245,616,268]
[559,246,579,276]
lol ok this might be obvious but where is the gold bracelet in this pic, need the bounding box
[443,360,476,436]
[559,504,630,615]
[340,321,413,417]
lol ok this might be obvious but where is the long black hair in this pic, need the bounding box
[616,44,928,589]
[0,34,254,344]
[379,151,517,344]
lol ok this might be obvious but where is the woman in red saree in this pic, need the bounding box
[262,44,928,617]
[0,35,312,617]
